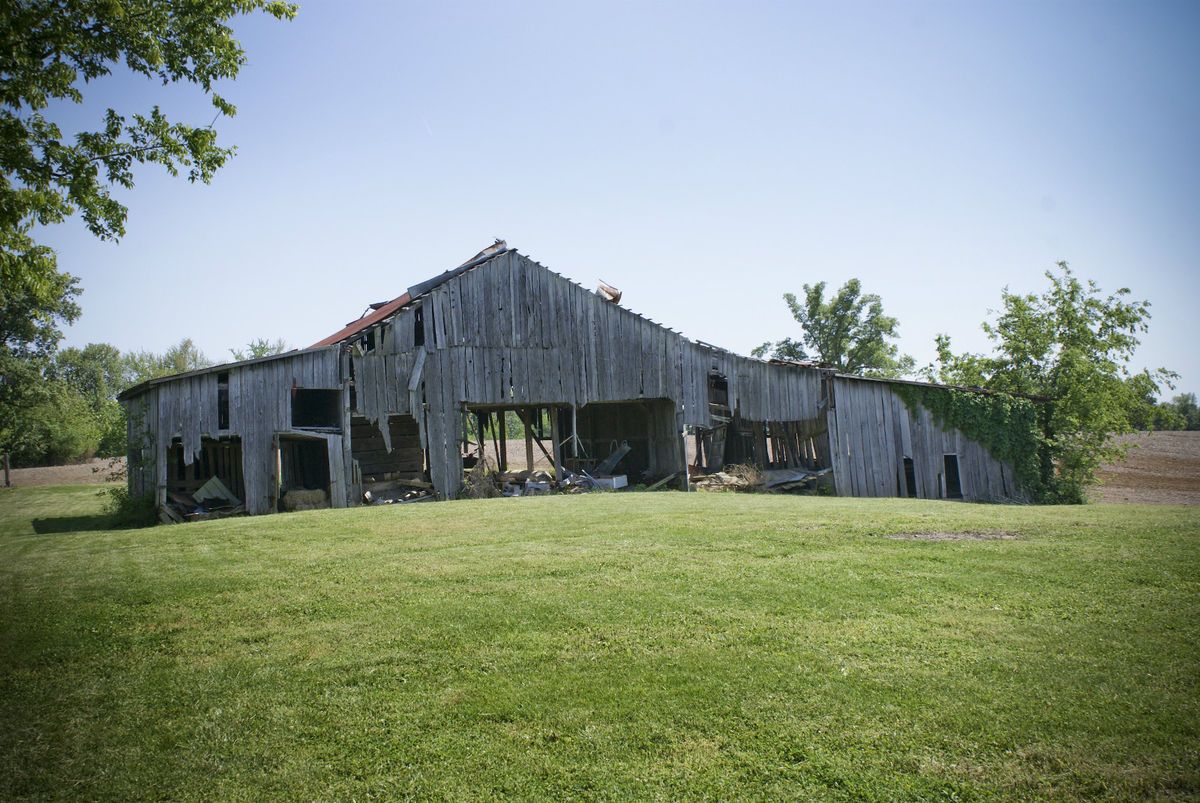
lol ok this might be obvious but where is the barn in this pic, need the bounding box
[119,243,1028,517]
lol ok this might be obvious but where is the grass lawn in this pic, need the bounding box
[1,485,1197,800]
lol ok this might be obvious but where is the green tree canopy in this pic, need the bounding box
[1150,392,1200,431]
[2,0,296,327]
[125,337,212,384]
[927,262,1174,503]
[753,278,914,377]
[230,337,290,361]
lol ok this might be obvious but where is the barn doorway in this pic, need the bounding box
[166,437,244,502]
[277,435,331,511]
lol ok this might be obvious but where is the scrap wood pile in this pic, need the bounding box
[458,440,664,499]
[161,476,245,523]
[690,464,832,494]
[363,473,435,505]
[459,463,638,499]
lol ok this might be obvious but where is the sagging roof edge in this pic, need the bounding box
[828,371,1049,402]
[117,344,340,402]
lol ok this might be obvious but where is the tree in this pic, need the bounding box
[1125,374,1189,432]
[0,260,80,465]
[9,379,102,466]
[753,279,914,377]
[230,337,290,361]
[1161,393,1200,431]
[928,262,1174,503]
[125,337,212,384]
[49,343,130,456]
[1,0,296,463]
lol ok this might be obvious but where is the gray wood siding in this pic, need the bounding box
[825,377,1023,502]
[122,347,347,514]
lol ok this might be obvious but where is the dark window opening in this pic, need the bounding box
[943,454,963,499]
[217,372,230,430]
[707,371,729,407]
[292,388,342,429]
[348,358,357,412]
[166,437,244,502]
[821,374,835,411]
[414,307,425,347]
[280,438,330,492]
[903,457,917,497]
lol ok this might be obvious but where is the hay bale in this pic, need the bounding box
[281,488,329,512]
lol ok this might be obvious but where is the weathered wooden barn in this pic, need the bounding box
[120,244,1028,515]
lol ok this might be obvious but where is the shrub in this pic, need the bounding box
[101,486,157,528]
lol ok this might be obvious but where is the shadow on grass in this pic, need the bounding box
[31,513,118,534]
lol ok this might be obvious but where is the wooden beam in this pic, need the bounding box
[474,411,487,460]
[550,407,563,480]
[497,410,508,472]
[523,408,535,471]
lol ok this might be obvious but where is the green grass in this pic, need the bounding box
[1,485,1198,800]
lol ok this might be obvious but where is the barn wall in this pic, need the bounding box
[122,347,348,515]
[826,377,1023,502]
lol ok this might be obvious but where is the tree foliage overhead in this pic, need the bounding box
[753,279,914,378]
[1,0,296,319]
[0,0,295,460]
[926,262,1174,503]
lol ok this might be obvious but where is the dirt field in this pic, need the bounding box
[5,457,124,488]
[8,432,1199,504]
[1092,431,1200,505]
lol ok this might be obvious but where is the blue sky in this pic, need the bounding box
[44,0,1200,394]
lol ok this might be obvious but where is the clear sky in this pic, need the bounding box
[44,0,1200,394]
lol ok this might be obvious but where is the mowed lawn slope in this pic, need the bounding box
[1,487,1197,800]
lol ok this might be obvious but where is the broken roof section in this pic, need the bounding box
[310,240,510,348]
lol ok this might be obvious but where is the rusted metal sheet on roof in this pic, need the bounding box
[310,291,412,348]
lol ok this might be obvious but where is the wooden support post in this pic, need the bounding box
[680,427,691,492]
[474,411,487,461]
[550,407,563,480]
[497,411,508,472]
[571,406,579,458]
[522,408,534,472]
